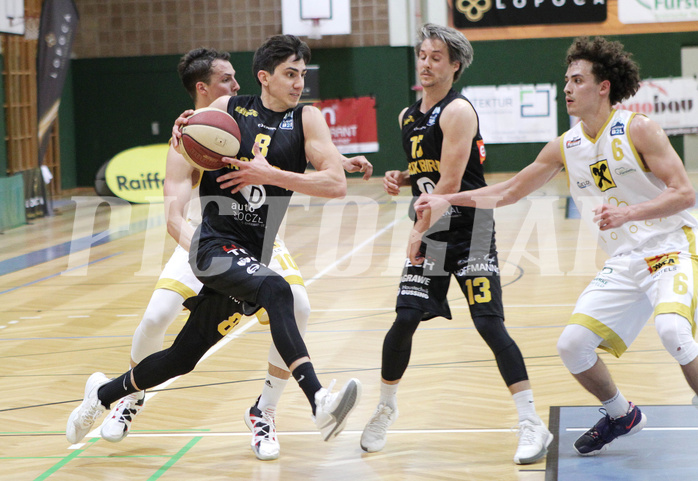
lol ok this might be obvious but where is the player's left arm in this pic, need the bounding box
[594,115,696,230]
[219,106,346,198]
[290,105,347,198]
[408,99,477,263]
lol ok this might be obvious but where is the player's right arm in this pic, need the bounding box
[163,145,198,251]
[384,107,411,196]
[414,137,565,216]
[171,95,232,148]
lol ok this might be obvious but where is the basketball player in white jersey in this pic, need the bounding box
[414,36,698,456]
[101,47,372,461]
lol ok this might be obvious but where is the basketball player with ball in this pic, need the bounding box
[67,38,371,458]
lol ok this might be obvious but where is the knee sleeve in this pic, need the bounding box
[132,311,213,389]
[132,286,237,390]
[655,313,698,365]
[557,324,602,375]
[381,308,422,381]
[472,316,528,386]
[131,289,186,363]
[267,284,310,371]
[257,276,309,368]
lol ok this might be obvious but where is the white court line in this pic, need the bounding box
[309,304,577,312]
[70,217,402,450]
[304,218,400,287]
[567,427,698,432]
[96,428,519,439]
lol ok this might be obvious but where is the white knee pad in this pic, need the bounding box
[131,289,186,363]
[655,313,698,366]
[557,324,603,375]
[267,284,311,370]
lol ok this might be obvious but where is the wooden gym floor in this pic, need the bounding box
[1,174,697,481]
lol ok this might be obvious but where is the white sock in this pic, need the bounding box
[379,382,399,410]
[258,372,289,415]
[512,389,539,423]
[602,389,630,419]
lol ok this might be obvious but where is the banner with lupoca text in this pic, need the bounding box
[461,84,558,144]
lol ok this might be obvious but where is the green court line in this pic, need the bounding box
[1,428,205,435]
[34,437,99,481]
[2,455,170,460]
[27,429,208,479]
[148,437,203,481]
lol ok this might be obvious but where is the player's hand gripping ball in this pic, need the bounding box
[178,107,241,170]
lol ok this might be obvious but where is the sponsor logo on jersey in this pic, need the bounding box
[610,121,625,136]
[400,273,432,285]
[402,115,415,126]
[566,137,582,148]
[235,106,259,117]
[615,166,636,176]
[404,257,436,271]
[408,158,441,175]
[589,159,616,192]
[258,123,277,131]
[591,276,609,287]
[477,139,486,164]
[399,285,430,299]
[247,264,261,274]
[455,253,499,276]
[577,180,591,189]
[280,111,294,130]
[222,243,241,253]
[645,251,680,274]
[427,106,441,126]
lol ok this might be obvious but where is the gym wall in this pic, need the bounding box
[68,31,698,186]
[48,0,698,185]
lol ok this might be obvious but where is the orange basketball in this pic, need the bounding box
[179,107,241,171]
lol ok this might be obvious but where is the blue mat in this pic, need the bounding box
[546,405,698,481]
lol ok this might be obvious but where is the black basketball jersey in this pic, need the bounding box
[197,95,307,261]
[401,88,493,255]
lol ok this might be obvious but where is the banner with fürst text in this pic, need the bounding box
[618,0,698,24]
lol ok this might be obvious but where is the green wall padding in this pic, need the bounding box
[70,47,411,186]
[0,174,26,231]
[59,65,78,190]
[71,52,255,187]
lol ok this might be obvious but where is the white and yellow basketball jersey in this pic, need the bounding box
[561,109,696,257]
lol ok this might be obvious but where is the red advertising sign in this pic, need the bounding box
[313,96,379,154]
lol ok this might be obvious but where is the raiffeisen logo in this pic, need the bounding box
[105,144,169,203]
[617,81,693,116]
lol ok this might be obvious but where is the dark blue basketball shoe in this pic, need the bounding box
[574,402,647,456]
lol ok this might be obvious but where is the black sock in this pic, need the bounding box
[292,362,323,415]
[96,371,137,408]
